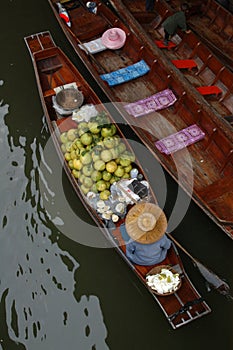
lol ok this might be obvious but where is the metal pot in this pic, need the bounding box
[55,88,84,111]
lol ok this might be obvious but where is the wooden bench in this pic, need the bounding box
[171,59,197,70]
[198,176,233,203]
[196,85,222,97]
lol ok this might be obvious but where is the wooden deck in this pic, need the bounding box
[165,0,233,72]
[110,0,233,120]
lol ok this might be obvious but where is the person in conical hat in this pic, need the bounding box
[122,202,171,266]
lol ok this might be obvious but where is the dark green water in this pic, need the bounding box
[0,1,232,349]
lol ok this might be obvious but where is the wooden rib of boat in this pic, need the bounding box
[24,30,211,329]
[47,0,233,239]
[163,0,233,72]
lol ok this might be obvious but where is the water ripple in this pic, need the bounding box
[0,102,109,349]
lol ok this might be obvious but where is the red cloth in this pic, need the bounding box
[172,59,197,69]
[196,86,222,96]
[155,40,176,49]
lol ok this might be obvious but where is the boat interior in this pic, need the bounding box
[115,0,233,119]
[167,0,233,46]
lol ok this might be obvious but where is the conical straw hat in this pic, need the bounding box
[125,203,167,244]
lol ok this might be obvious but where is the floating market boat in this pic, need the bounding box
[47,0,233,239]
[163,0,233,72]
[24,30,211,329]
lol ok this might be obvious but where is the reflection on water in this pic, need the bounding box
[0,101,109,349]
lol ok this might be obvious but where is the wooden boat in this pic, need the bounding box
[24,30,211,329]
[47,0,233,239]
[163,0,233,72]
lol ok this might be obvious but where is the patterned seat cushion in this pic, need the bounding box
[155,124,205,155]
[124,89,177,117]
[100,60,150,86]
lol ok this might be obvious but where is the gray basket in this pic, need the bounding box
[55,88,84,111]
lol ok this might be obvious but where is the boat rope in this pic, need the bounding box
[168,297,204,321]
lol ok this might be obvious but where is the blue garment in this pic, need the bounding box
[125,233,171,266]
[120,224,131,242]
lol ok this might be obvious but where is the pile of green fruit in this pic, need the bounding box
[59,111,136,200]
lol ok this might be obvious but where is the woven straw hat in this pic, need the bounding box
[125,203,167,244]
[101,28,126,49]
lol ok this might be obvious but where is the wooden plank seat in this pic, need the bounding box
[155,40,177,50]
[38,54,63,73]
[40,63,63,74]
[155,124,205,155]
[100,59,150,86]
[196,85,222,96]
[124,88,177,117]
[171,59,197,70]
[198,177,233,204]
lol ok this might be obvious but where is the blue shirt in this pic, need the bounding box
[122,225,171,265]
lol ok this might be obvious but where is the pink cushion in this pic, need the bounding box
[124,89,177,117]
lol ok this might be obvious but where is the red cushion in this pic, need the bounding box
[155,40,176,49]
[196,86,222,96]
[172,59,197,69]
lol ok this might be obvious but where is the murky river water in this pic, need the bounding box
[0,1,232,349]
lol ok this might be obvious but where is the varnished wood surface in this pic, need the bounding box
[109,0,233,122]
[165,0,233,72]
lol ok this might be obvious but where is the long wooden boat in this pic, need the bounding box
[48,0,233,239]
[163,0,233,72]
[24,30,211,329]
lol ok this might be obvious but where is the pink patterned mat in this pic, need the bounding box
[155,124,205,155]
[124,89,177,117]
